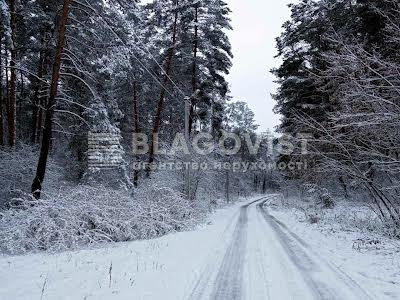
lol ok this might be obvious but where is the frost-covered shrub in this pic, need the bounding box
[307,213,321,224]
[0,144,64,208]
[0,184,196,254]
[319,188,335,209]
[303,184,335,209]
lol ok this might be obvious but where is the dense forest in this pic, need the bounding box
[274,0,400,231]
[0,0,272,253]
[0,0,399,254]
[1,1,400,299]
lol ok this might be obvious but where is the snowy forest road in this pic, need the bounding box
[188,195,372,300]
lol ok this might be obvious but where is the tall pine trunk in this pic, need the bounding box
[36,92,45,143]
[32,0,71,199]
[8,0,17,147]
[189,4,198,134]
[5,44,9,123]
[31,33,47,144]
[225,168,230,203]
[147,0,179,175]
[0,23,4,146]
[133,81,140,187]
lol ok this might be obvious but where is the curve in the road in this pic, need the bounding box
[188,196,372,300]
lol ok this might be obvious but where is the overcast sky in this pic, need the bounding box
[226,0,293,132]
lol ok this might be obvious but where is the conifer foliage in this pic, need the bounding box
[274,0,400,226]
[0,0,258,202]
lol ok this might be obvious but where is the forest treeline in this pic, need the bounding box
[274,0,400,228]
[0,0,273,207]
[0,0,277,253]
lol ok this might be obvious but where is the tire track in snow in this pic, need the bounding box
[187,210,240,300]
[209,198,269,300]
[257,199,373,300]
[209,203,248,300]
[188,197,268,300]
[190,195,372,300]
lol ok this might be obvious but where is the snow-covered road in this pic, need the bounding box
[1,195,395,299]
[189,195,372,300]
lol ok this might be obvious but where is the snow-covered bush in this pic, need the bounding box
[303,184,335,209]
[0,144,64,208]
[307,213,321,224]
[0,184,196,254]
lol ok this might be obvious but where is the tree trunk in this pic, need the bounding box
[5,44,9,122]
[32,0,71,199]
[36,94,45,143]
[189,4,199,134]
[0,24,4,146]
[147,0,179,175]
[31,33,47,144]
[8,0,17,147]
[225,168,230,203]
[36,31,52,144]
[132,81,140,187]
[339,176,349,199]
[262,173,267,194]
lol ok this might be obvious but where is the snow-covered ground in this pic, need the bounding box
[269,198,400,299]
[0,199,245,300]
[1,195,399,300]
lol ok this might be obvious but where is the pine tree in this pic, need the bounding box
[0,15,4,146]
[147,0,180,173]
[185,0,233,134]
[273,0,361,178]
[7,0,16,146]
[32,0,72,199]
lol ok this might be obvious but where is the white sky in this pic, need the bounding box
[226,0,294,132]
